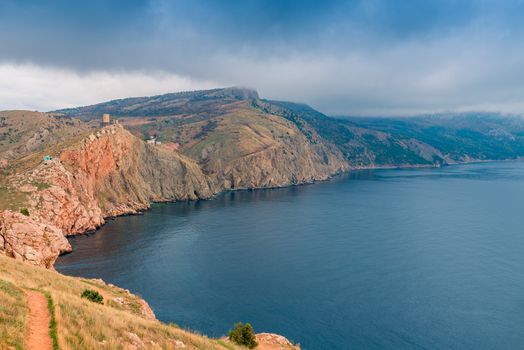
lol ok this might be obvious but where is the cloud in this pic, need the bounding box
[2,0,524,115]
[0,64,219,111]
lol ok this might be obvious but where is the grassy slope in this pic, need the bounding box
[0,111,90,161]
[0,111,93,212]
[0,279,27,349]
[0,256,240,350]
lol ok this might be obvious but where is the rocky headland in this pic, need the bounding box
[3,88,524,268]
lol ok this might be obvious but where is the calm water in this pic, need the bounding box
[56,162,524,349]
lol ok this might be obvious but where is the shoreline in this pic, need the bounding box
[53,158,524,349]
[58,157,523,252]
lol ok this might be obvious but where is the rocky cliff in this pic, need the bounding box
[1,113,345,267]
[0,123,218,265]
[0,210,71,268]
[5,88,524,268]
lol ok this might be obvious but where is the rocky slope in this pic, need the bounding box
[4,87,524,268]
[0,105,347,267]
[1,123,217,266]
[0,210,71,268]
[174,100,348,189]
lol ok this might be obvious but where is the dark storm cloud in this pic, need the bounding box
[2,0,524,115]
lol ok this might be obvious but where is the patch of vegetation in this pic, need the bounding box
[0,187,28,212]
[20,208,29,216]
[81,289,103,304]
[0,279,26,350]
[228,322,258,349]
[0,256,242,350]
[33,181,51,190]
[44,292,59,350]
[216,339,238,350]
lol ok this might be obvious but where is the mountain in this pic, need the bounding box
[267,102,524,166]
[3,87,524,267]
[54,87,349,190]
[55,87,524,169]
[55,87,260,120]
[3,87,524,349]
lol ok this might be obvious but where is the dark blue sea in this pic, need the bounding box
[56,161,524,349]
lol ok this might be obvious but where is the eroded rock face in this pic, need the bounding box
[209,141,347,190]
[1,122,343,268]
[58,125,214,221]
[26,160,105,235]
[1,124,217,267]
[0,211,71,268]
[12,125,215,236]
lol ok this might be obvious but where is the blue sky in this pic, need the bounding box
[1,0,524,115]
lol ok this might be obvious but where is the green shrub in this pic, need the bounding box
[44,292,59,350]
[228,322,258,349]
[20,208,29,216]
[81,289,103,304]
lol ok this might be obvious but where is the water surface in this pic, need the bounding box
[56,162,524,349]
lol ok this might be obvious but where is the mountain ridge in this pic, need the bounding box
[3,87,524,269]
[2,88,524,349]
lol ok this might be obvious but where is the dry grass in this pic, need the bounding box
[0,186,28,211]
[0,256,241,350]
[0,278,27,349]
[179,107,297,163]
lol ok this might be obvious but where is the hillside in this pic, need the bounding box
[55,88,349,190]
[0,111,90,168]
[4,88,524,268]
[2,87,524,349]
[0,254,300,349]
[55,87,260,120]
[55,87,524,169]
[268,101,524,166]
[0,255,300,349]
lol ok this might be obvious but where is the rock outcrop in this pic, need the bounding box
[1,124,217,266]
[0,112,347,267]
[0,211,71,268]
[8,124,215,237]
[221,333,300,350]
[256,333,300,350]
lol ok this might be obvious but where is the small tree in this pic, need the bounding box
[20,208,29,216]
[81,289,103,304]
[228,322,258,349]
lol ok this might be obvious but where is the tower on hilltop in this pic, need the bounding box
[102,113,111,124]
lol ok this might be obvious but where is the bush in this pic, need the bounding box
[228,322,258,349]
[20,208,29,216]
[81,289,103,304]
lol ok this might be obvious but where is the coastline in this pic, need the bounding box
[54,159,524,349]
[58,156,524,256]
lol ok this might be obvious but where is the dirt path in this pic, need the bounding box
[24,290,53,350]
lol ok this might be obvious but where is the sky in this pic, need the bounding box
[1,0,524,116]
